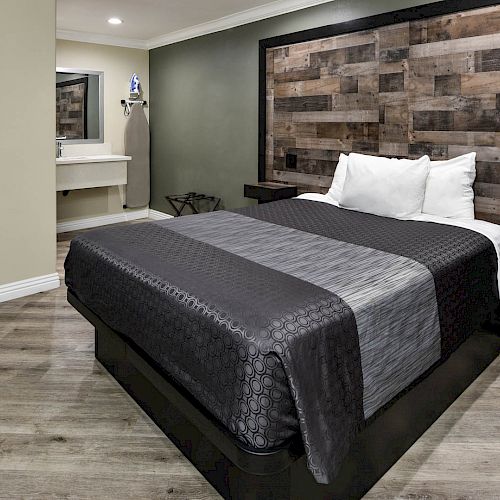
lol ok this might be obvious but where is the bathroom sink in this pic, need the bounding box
[56,154,130,191]
[56,156,89,162]
[56,154,132,165]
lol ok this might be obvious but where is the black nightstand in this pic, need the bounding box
[244,182,298,203]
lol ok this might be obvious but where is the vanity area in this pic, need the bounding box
[54,48,150,232]
[56,144,130,193]
[56,67,130,194]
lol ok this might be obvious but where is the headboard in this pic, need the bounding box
[259,0,500,223]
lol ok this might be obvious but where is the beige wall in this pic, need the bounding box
[56,40,149,222]
[0,0,56,285]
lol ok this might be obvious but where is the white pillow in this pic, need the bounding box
[327,153,348,203]
[339,153,430,219]
[422,153,476,219]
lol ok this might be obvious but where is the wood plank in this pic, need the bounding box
[285,30,377,58]
[286,148,340,161]
[408,143,449,159]
[274,156,336,176]
[317,122,379,141]
[351,141,379,154]
[358,74,379,93]
[274,121,317,139]
[474,181,500,199]
[273,138,296,157]
[408,76,434,96]
[273,52,310,73]
[272,169,333,188]
[379,73,405,93]
[434,74,461,96]
[412,111,454,131]
[379,142,408,157]
[409,52,474,77]
[461,72,500,95]
[410,131,496,147]
[409,33,500,59]
[324,61,379,77]
[340,76,358,94]
[331,93,379,111]
[379,92,407,105]
[475,48,500,73]
[291,110,379,123]
[409,95,496,112]
[424,7,500,43]
[449,145,500,162]
[475,161,500,183]
[274,95,332,112]
[273,111,292,123]
[475,211,500,224]
[274,77,340,98]
[409,19,427,45]
[378,23,409,49]
[295,137,380,155]
[453,110,500,132]
[380,124,408,143]
[384,105,408,125]
[475,195,500,216]
[295,184,326,195]
[296,137,355,151]
[273,47,288,60]
[310,43,376,68]
[379,60,408,75]
[380,47,409,63]
[274,67,320,83]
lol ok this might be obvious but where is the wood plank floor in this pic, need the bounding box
[0,220,499,499]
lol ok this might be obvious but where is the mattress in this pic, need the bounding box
[64,199,498,484]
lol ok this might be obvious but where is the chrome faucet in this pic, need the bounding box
[56,136,66,158]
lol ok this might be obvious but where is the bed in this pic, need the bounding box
[65,1,500,496]
[65,196,500,498]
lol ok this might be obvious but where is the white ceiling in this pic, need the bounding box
[56,0,333,49]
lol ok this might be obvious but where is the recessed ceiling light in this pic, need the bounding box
[107,17,123,25]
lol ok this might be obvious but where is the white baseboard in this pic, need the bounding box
[0,273,60,303]
[57,207,152,233]
[57,208,173,233]
[148,209,173,220]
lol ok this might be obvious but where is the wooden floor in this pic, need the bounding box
[0,220,499,499]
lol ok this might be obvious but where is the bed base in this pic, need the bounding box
[68,291,500,499]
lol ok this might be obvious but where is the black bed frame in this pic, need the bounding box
[68,290,500,499]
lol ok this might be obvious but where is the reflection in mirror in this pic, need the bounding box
[56,68,103,143]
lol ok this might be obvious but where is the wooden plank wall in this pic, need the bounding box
[266,4,500,223]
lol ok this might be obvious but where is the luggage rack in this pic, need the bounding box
[164,192,221,217]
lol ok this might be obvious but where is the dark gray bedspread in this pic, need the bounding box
[64,199,498,484]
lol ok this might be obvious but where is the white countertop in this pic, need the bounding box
[56,154,131,165]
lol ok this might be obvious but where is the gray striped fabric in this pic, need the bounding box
[157,211,441,418]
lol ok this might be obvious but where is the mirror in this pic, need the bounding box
[56,68,103,143]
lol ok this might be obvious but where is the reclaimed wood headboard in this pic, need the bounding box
[259,0,500,223]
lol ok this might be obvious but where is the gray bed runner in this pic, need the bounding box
[161,210,440,419]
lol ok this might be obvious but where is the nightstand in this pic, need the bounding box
[244,182,298,203]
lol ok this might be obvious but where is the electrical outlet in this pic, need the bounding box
[286,153,297,169]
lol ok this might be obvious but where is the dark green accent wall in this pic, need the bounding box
[150,0,439,213]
